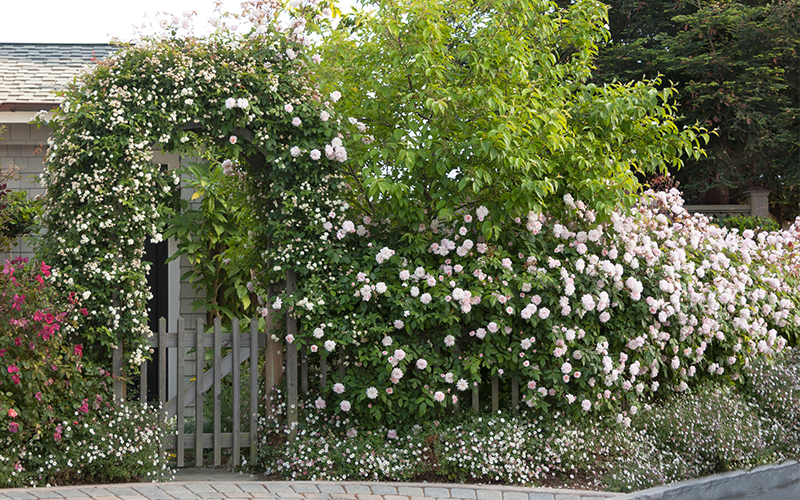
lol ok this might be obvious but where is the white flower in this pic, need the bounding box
[320,110,330,121]
[366,387,378,399]
[225,98,236,109]
[324,340,336,352]
[82,290,91,300]
[382,336,393,347]
[420,293,432,305]
[375,282,388,294]
[313,327,325,339]
[290,146,301,157]
[456,379,469,391]
[273,297,282,310]
[292,117,302,127]
[333,383,345,394]
[330,91,341,102]
[310,149,321,160]
[236,98,249,109]
[284,103,294,113]
[444,335,455,347]
[561,362,572,374]
[394,320,404,329]
[416,359,428,370]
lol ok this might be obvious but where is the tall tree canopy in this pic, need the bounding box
[320,0,707,236]
[596,0,800,224]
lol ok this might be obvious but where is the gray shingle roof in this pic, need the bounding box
[0,43,119,106]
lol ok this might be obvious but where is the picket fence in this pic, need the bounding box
[110,272,527,467]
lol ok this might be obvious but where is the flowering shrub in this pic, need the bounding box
[0,258,170,486]
[268,189,800,426]
[35,0,343,366]
[259,352,800,491]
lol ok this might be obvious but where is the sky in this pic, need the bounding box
[1,0,356,44]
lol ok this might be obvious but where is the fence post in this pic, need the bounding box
[195,319,204,467]
[159,318,167,460]
[264,285,284,421]
[249,317,259,464]
[744,187,771,218]
[213,318,222,466]
[492,375,499,413]
[286,269,298,440]
[232,319,241,467]
[113,346,123,402]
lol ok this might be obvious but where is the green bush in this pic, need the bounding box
[716,215,780,233]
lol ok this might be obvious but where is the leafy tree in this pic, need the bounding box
[596,0,800,225]
[319,0,708,237]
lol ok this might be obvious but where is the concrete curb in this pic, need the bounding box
[615,460,800,500]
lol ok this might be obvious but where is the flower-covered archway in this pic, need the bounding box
[37,4,347,366]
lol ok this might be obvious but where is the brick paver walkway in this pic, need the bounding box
[0,481,621,500]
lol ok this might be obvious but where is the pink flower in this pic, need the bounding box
[387,429,397,439]
[416,359,428,370]
[292,117,302,127]
[333,383,345,394]
[315,397,326,409]
[229,135,238,144]
[8,423,18,433]
[8,409,17,418]
[433,391,445,402]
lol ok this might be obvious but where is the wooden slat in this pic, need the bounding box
[511,377,518,413]
[158,318,167,460]
[164,347,251,418]
[213,318,222,466]
[163,431,255,450]
[139,356,147,404]
[112,346,122,401]
[249,318,259,464]
[146,331,266,349]
[492,375,499,413]
[301,346,308,395]
[472,386,479,413]
[320,351,327,392]
[286,269,298,440]
[177,318,186,468]
[232,319,241,467]
[195,319,204,467]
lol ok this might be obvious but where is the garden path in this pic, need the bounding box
[0,479,619,500]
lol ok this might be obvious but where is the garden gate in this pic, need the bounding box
[112,316,280,468]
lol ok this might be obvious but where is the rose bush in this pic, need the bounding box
[265,189,800,427]
[35,0,343,366]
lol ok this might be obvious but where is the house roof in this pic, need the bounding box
[0,43,119,111]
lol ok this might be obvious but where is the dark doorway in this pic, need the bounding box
[143,238,169,402]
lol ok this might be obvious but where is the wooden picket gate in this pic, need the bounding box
[112,316,277,468]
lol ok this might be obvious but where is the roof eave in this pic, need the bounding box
[0,102,59,112]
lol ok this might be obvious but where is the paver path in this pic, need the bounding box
[0,481,620,500]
